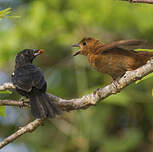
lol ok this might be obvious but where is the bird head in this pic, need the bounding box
[72,37,103,56]
[15,49,44,66]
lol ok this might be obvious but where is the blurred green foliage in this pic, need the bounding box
[0,8,13,118]
[1,0,153,152]
[0,106,5,117]
[0,90,12,117]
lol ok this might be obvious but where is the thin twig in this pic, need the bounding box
[0,119,43,149]
[0,100,30,107]
[121,0,153,4]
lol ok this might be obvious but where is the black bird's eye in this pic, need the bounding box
[83,42,86,46]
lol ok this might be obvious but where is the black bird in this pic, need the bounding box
[12,49,61,118]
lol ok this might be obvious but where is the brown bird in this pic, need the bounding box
[72,37,153,81]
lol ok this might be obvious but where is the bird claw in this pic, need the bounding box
[19,98,25,108]
[93,88,101,97]
[112,80,120,94]
[147,57,153,65]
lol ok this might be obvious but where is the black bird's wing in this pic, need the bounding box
[12,64,46,92]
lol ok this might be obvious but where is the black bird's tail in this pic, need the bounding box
[29,93,61,118]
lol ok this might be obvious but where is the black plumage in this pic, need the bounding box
[12,49,61,118]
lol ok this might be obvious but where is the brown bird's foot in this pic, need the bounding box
[112,79,120,94]
[93,88,101,97]
[147,57,153,64]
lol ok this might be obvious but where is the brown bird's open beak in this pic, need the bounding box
[72,43,80,47]
[73,51,81,56]
[34,49,44,56]
[72,43,81,56]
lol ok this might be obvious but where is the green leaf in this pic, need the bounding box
[0,90,12,94]
[135,49,153,52]
[0,8,20,19]
[6,15,20,19]
[136,72,153,84]
[0,8,11,18]
[0,106,6,117]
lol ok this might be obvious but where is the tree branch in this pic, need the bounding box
[121,0,153,4]
[0,82,15,91]
[0,119,43,149]
[1,59,153,111]
[0,100,30,107]
[1,58,153,149]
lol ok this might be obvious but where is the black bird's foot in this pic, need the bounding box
[19,98,25,108]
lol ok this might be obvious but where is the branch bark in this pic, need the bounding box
[0,119,43,149]
[0,100,30,107]
[1,58,153,149]
[1,59,153,111]
[121,0,153,4]
[0,82,15,91]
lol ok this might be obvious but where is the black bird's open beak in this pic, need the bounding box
[34,49,44,56]
[72,43,81,56]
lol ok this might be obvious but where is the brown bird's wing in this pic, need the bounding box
[98,39,145,54]
[101,47,137,57]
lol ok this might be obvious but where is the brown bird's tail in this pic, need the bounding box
[30,93,61,119]
[136,51,153,65]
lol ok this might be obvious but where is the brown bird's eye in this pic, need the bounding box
[83,42,86,46]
